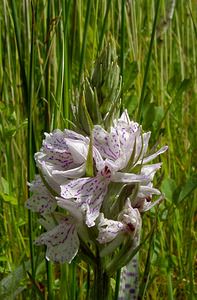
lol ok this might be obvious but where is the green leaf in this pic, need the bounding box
[0,192,17,205]
[85,134,94,177]
[124,94,138,116]
[161,178,177,201]
[0,177,9,194]
[123,61,138,92]
[152,106,165,129]
[174,78,192,101]
[0,261,31,299]
[177,177,197,204]
[85,79,102,124]
[78,94,94,134]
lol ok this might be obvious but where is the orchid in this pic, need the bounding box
[97,199,141,244]
[60,110,167,227]
[26,110,167,270]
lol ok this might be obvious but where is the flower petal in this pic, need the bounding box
[138,185,161,197]
[137,132,151,161]
[97,200,141,244]
[56,197,83,222]
[41,130,75,169]
[35,129,89,188]
[93,125,121,160]
[64,129,88,142]
[35,217,79,263]
[66,138,89,164]
[139,146,168,164]
[52,163,86,179]
[61,175,109,227]
[118,110,130,124]
[141,163,162,180]
[118,199,141,237]
[97,213,125,243]
[26,176,56,215]
[141,195,164,212]
[111,172,148,183]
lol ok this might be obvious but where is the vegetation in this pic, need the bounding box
[0,0,196,299]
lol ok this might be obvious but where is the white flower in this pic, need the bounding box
[26,175,57,215]
[34,129,90,193]
[131,163,164,212]
[60,110,167,227]
[60,164,147,227]
[97,199,141,244]
[28,110,167,265]
[35,214,80,263]
[93,110,168,170]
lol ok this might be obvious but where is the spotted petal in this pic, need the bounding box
[56,197,83,222]
[97,199,141,244]
[60,174,110,227]
[97,213,125,243]
[26,175,56,215]
[93,125,121,161]
[93,115,140,169]
[35,216,79,263]
[35,129,90,189]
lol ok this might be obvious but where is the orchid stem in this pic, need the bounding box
[94,248,111,299]
[114,269,121,300]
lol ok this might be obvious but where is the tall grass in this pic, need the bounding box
[0,0,196,299]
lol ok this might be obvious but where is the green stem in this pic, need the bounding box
[46,260,54,300]
[114,269,121,300]
[85,264,91,300]
[60,263,69,300]
[94,249,111,300]
[70,263,77,300]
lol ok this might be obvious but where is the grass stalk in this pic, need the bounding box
[10,0,28,109]
[62,0,72,126]
[27,1,36,281]
[137,0,161,122]
[78,0,92,84]
[98,0,112,52]
[120,0,126,83]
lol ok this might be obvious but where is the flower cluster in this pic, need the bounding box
[26,110,167,264]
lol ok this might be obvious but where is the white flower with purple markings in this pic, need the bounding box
[93,110,167,170]
[35,213,80,263]
[26,175,57,215]
[97,199,141,244]
[26,110,167,264]
[60,162,147,227]
[34,129,90,193]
